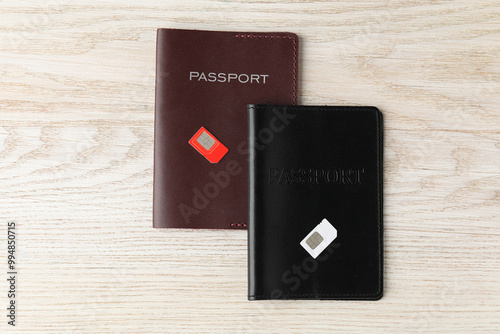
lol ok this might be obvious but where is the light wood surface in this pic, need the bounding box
[1,0,499,332]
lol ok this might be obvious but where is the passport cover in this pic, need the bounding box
[153,29,298,229]
[248,105,383,300]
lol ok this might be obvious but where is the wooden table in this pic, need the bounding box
[1,1,499,332]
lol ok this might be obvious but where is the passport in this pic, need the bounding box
[153,29,298,229]
[247,105,383,300]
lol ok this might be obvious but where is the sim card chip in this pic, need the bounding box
[196,131,215,150]
[306,231,324,250]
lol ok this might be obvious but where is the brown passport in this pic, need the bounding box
[153,28,298,229]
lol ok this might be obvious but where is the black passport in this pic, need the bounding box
[247,105,383,300]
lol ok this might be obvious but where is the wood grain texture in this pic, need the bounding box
[1,0,499,332]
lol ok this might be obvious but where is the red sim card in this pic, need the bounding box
[188,127,228,163]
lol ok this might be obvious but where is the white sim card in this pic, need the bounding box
[300,218,337,259]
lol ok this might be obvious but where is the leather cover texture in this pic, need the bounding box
[248,105,383,300]
[153,29,298,229]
